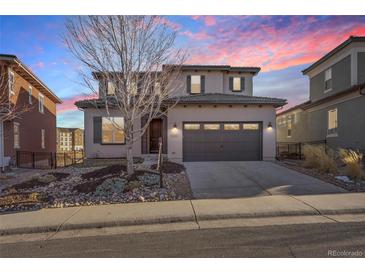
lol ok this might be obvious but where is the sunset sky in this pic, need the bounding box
[1,15,365,128]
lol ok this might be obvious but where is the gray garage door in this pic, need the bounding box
[183,122,262,162]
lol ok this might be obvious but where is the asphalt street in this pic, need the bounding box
[1,221,365,257]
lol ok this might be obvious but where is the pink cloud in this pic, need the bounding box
[182,16,365,72]
[204,16,216,26]
[57,94,96,113]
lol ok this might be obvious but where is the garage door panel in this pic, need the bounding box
[183,122,262,162]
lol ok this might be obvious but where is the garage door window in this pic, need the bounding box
[243,123,259,130]
[224,124,240,130]
[204,124,220,130]
[184,124,200,130]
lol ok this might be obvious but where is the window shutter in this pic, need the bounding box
[241,77,245,91]
[187,75,191,93]
[93,116,102,144]
[201,75,205,93]
[229,77,233,91]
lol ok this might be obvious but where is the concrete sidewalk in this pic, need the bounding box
[1,193,365,235]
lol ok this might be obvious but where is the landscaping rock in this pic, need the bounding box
[124,181,142,192]
[335,175,353,183]
[95,177,127,196]
[137,173,160,186]
[38,174,57,184]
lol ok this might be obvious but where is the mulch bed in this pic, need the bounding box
[81,164,126,180]
[50,172,70,181]
[0,192,48,207]
[277,160,365,192]
[151,161,185,174]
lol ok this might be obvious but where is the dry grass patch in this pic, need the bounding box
[302,145,338,174]
[339,149,364,181]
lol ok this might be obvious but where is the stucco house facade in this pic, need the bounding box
[76,65,286,162]
[277,36,365,152]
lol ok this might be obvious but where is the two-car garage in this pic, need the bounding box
[182,122,263,162]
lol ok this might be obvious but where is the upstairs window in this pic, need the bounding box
[28,86,33,104]
[107,81,116,95]
[229,76,245,92]
[187,75,205,94]
[324,68,332,92]
[8,69,15,97]
[327,109,338,136]
[38,93,44,113]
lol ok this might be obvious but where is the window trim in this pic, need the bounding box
[190,75,202,94]
[14,122,20,149]
[38,93,44,113]
[232,77,241,92]
[324,68,332,93]
[41,129,46,149]
[101,116,126,145]
[327,108,338,137]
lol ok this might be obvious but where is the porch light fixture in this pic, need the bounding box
[267,122,273,129]
[173,123,177,129]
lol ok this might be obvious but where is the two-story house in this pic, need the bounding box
[0,54,62,168]
[277,36,365,151]
[75,65,286,162]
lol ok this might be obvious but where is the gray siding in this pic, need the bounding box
[358,52,365,84]
[277,95,365,151]
[310,55,351,102]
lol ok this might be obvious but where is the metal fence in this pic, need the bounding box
[16,150,84,169]
[276,140,327,160]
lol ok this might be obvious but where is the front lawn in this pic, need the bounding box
[0,160,193,212]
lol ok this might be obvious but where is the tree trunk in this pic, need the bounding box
[126,141,134,176]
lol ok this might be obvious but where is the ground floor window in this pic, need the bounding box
[14,122,20,149]
[327,108,338,136]
[41,129,45,149]
[102,117,125,144]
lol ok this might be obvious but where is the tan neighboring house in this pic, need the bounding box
[276,36,365,152]
[75,65,286,162]
[57,127,84,152]
[0,54,62,168]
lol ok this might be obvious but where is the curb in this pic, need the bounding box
[3,208,365,236]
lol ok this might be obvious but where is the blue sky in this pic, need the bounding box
[1,15,364,128]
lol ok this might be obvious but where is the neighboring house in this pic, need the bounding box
[0,54,62,167]
[75,65,286,162]
[56,127,84,152]
[277,36,365,151]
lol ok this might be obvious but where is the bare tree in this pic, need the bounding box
[0,64,30,172]
[64,16,186,175]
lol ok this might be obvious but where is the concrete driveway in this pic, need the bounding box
[184,161,346,199]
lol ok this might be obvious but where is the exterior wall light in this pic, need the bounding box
[173,123,177,129]
[267,122,273,129]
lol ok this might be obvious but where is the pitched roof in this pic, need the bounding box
[167,93,287,107]
[302,36,365,75]
[277,81,365,116]
[0,54,62,104]
[75,93,287,109]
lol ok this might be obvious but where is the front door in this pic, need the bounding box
[149,119,163,153]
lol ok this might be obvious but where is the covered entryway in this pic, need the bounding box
[183,122,262,162]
